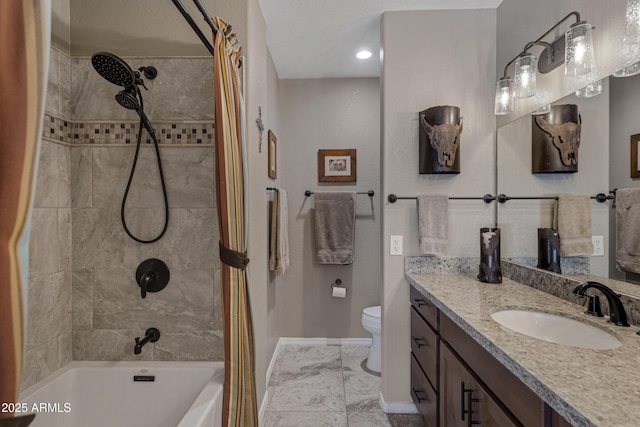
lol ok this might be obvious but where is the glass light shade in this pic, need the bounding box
[494,78,514,115]
[514,54,537,98]
[531,104,551,115]
[613,61,640,77]
[575,80,603,98]
[626,0,640,45]
[565,22,594,77]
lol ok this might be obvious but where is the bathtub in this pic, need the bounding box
[18,361,223,427]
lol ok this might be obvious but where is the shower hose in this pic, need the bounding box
[121,109,169,244]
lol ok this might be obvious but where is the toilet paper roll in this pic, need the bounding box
[332,286,347,298]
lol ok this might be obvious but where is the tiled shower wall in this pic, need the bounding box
[22,47,221,390]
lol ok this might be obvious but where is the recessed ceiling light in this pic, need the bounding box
[356,50,372,60]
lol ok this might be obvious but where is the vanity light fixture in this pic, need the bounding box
[356,50,372,60]
[494,11,595,115]
[625,0,640,45]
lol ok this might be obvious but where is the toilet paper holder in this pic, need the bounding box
[331,279,347,297]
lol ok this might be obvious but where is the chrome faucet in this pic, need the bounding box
[134,328,160,355]
[572,281,630,327]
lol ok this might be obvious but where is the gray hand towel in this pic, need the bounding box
[313,192,356,264]
[416,194,449,255]
[553,194,593,256]
[615,188,640,274]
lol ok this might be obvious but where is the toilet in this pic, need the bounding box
[361,305,382,373]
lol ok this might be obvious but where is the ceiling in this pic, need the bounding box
[258,0,503,79]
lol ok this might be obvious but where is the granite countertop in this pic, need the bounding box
[406,272,640,427]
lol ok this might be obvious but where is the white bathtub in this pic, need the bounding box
[18,361,223,427]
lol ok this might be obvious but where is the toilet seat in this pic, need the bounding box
[363,305,381,319]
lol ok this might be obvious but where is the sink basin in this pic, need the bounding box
[491,309,622,350]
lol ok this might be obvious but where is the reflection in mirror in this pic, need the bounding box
[498,70,640,289]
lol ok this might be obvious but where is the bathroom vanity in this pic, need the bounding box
[407,272,640,427]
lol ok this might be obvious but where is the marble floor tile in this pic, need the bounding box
[341,343,370,372]
[343,371,382,412]
[264,343,420,425]
[347,411,394,427]
[261,411,347,427]
[270,344,342,386]
[268,371,346,412]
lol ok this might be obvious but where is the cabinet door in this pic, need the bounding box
[440,345,519,427]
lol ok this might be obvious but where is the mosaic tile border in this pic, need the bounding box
[42,113,214,145]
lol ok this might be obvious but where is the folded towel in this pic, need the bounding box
[615,188,640,274]
[553,194,593,256]
[313,192,356,264]
[416,194,449,255]
[269,188,290,275]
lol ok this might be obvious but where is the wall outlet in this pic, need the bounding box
[592,236,604,256]
[390,235,403,256]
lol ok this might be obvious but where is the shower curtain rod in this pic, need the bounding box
[171,0,236,57]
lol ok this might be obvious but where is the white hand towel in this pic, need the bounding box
[269,188,290,275]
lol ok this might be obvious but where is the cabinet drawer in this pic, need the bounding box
[411,307,439,390]
[411,354,438,426]
[410,285,438,329]
[441,313,544,426]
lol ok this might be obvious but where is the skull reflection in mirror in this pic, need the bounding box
[419,105,463,174]
[532,104,580,173]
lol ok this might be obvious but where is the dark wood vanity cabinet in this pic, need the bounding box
[410,285,571,427]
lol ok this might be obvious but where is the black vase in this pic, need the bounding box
[478,228,501,284]
[537,228,562,273]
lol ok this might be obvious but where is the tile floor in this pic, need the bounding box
[262,343,424,427]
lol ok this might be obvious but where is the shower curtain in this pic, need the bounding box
[0,0,50,416]
[211,17,258,427]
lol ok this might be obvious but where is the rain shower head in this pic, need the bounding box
[91,52,135,87]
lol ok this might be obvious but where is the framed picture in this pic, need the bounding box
[268,130,277,179]
[317,149,357,182]
[632,134,640,179]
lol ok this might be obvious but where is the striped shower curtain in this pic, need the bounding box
[0,0,50,416]
[211,17,258,427]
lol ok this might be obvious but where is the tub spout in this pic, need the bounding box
[134,327,160,355]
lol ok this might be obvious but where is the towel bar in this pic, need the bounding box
[496,192,615,204]
[387,194,495,204]
[305,190,374,197]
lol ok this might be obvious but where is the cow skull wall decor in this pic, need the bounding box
[418,105,462,174]
[531,104,580,174]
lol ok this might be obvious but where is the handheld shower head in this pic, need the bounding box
[115,87,140,110]
[91,52,136,87]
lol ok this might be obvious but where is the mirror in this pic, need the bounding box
[497,71,640,289]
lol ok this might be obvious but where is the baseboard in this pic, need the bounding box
[258,389,269,424]
[379,391,418,414]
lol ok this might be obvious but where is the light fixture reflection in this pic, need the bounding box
[531,104,551,115]
[494,77,514,115]
[356,50,372,60]
[613,61,640,77]
[575,80,602,98]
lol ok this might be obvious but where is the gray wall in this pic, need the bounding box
[277,77,381,339]
[380,9,497,404]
